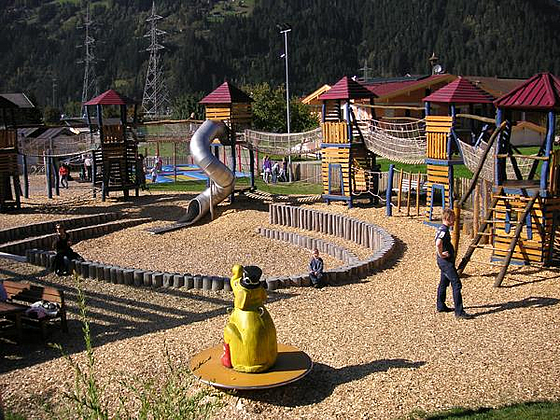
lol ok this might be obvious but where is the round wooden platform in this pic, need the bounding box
[189,343,313,390]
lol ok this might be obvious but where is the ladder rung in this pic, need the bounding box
[470,259,506,267]
[472,244,496,250]
[488,207,529,212]
[492,195,535,201]
[486,220,521,224]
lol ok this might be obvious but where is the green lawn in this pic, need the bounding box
[406,401,560,419]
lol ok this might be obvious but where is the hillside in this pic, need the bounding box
[1,0,559,114]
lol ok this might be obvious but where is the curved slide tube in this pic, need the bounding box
[178,120,235,225]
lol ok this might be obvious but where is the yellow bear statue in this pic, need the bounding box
[221,264,277,373]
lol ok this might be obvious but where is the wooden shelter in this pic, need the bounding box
[318,76,378,207]
[422,77,494,220]
[84,89,139,200]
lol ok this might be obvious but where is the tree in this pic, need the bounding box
[43,106,61,124]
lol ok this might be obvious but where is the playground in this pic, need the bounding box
[2,74,560,418]
[1,184,560,419]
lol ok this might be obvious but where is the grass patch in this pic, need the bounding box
[404,401,560,419]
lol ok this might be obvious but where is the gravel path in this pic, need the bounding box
[1,189,559,419]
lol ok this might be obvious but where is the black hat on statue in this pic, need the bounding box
[241,265,263,289]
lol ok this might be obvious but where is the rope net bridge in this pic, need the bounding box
[360,118,427,164]
[457,139,532,182]
[242,128,322,156]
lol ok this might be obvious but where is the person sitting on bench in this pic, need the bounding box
[51,223,84,276]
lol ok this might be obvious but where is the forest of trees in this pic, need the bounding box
[1,0,560,117]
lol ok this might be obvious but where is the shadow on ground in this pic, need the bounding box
[467,296,559,318]
[0,264,295,374]
[234,359,426,407]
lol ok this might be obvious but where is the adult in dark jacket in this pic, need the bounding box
[51,223,83,276]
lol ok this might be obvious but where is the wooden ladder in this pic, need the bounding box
[457,190,540,287]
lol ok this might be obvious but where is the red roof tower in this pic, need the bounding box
[200,82,253,104]
[494,72,560,111]
[84,89,137,106]
[423,76,494,104]
[318,76,377,100]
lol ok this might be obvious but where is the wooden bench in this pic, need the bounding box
[3,280,68,339]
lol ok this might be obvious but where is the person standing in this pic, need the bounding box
[308,248,325,289]
[84,155,92,181]
[435,208,473,319]
[263,156,272,184]
[59,163,69,189]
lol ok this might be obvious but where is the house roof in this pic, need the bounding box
[84,89,137,106]
[302,84,331,105]
[423,76,494,104]
[0,93,34,108]
[494,72,560,111]
[318,76,376,100]
[366,74,456,101]
[464,76,525,99]
[199,82,253,104]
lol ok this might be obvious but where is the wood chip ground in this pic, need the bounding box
[1,178,559,419]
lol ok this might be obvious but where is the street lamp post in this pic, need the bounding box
[278,24,292,180]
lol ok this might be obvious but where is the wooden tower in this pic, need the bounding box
[199,81,253,191]
[0,96,21,211]
[84,89,139,201]
[318,76,378,207]
[457,73,560,286]
[492,73,560,267]
[423,77,494,220]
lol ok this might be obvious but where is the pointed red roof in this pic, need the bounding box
[84,89,137,105]
[199,82,253,104]
[423,76,494,104]
[318,76,377,101]
[494,72,560,111]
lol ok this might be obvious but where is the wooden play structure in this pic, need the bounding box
[422,77,495,221]
[0,97,21,211]
[84,90,140,201]
[318,76,379,207]
[456,73,560,286]
[0,94,34,212]
[200,81,253,191]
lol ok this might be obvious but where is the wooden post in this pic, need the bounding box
[249,148,255,190]
[386,164,394,216]
[406,171,412,216]
[22,154,29,199]
[53,158,60,196]
[45,153,52,199]
[452,199,461,256]
[397,168,403,212]
[415,172,421,216]
[92,150,97,198]
[473,183,480,239]
[173,142,177,183]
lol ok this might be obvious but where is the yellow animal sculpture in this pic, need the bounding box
[221,264,277,373]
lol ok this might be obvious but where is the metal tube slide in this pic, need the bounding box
[178,120,235,225]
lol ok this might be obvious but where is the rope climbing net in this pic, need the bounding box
[243,127,322,156]
[457,139,533,182]
[141,120,203,142]
[361,118,427,164]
